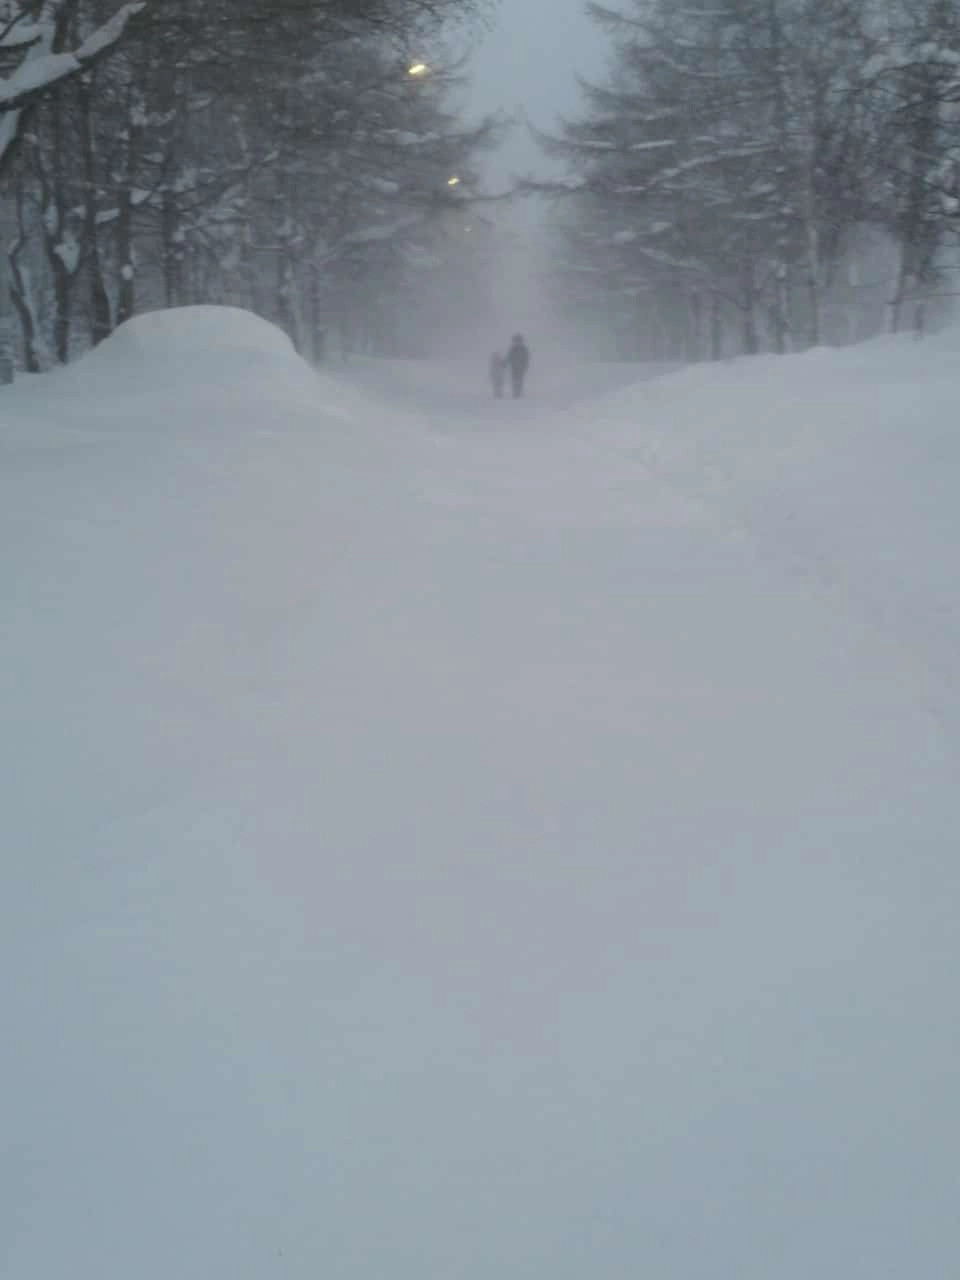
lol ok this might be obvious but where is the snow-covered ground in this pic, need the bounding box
[2,308,957,1280]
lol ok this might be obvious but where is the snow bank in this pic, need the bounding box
[65,304,321,396]
[7,305,406,440]
[594,330,960,736]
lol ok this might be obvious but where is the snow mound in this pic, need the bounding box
[22,303,416,435]
[66,305,321,397]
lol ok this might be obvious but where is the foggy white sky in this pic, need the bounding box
[455,0,609,344]
[465,0,608,185]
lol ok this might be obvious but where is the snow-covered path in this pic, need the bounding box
[2,311,957,1280]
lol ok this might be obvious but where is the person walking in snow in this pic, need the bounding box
[489,350,506,398]
[506,334,530,398]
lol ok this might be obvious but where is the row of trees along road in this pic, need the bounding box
[539,0,960,362]
[0,0,499,380]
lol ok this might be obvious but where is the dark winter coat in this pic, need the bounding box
[507,338,530,375]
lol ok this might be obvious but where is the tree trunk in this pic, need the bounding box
[742,305,759,355]
[888,242,913,335]
[767,0,797,353]
[804,221,821,347]
[275,252,297,346]
[8,174,43,372]
[890,69,939,335]
[115,188,135,327]
[52,258,73,363]
[310,264,326,364]
[710,293,723,361]
[740,260,759,354]
[78,75,112,346]
[769,264,790,354]
[687,291,702,362]
[47,85,77,363]
[0,251,14,383]
[8,255,42,373]
[0,112,22,382]
[161,190,180,307]
[89,247,113,345]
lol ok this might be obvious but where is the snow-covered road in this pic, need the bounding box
[2,309,957,1280]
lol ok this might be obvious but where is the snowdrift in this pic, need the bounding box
[69,304,318,392]
[2,306,417,453]
[2,308,958,1280]
[591,330,960,731]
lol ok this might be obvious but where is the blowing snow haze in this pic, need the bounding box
[2,3,959,1280]
[466,0,606,183]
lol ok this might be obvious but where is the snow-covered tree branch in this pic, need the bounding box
[0,2,146,168]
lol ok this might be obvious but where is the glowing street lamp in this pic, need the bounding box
[407,62,429,77]
[447,175,462,187]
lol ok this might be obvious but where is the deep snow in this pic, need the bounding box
[2,307,957,1280]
